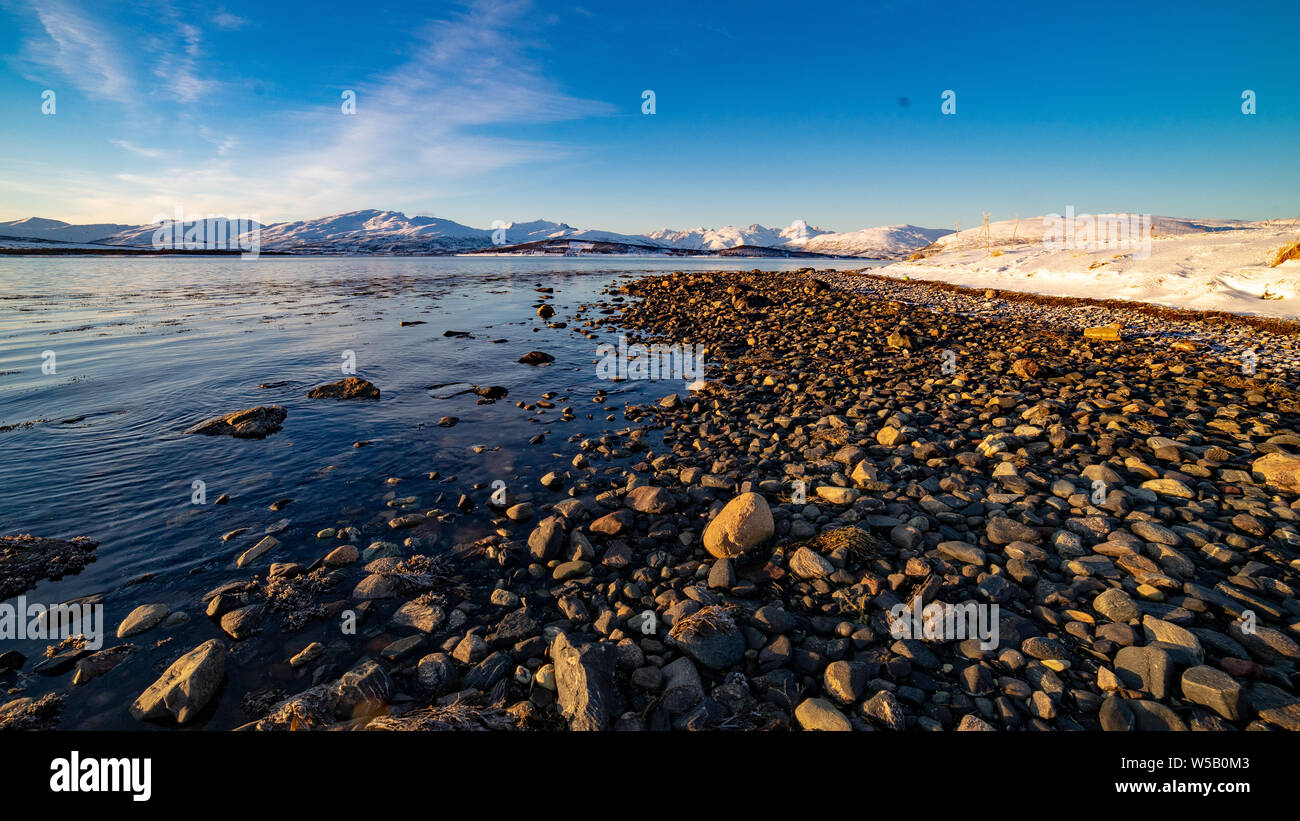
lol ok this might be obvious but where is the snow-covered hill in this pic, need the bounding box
[0,217,137,244]
[921,214,1260,254]
[880,221,1300,318]
[804,224,950,257]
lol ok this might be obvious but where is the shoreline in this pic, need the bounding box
[4,268,1300,731]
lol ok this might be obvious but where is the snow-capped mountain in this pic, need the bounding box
[803,224,950,257]
[1,210,954,257]
[644,220,834,251]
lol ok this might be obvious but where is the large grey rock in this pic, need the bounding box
[1180,665,1243,721]
[1093,588,1139,623]
[823,660,868,704]
[1128,699,1188,731]
[1114,645,1173,699]
[1142,616,1204,664]
[551,632,617,731]
[129,639,226,723]
[528,517,564,561]
[661,656,704,714]
[1229,622,1300,664]
[671,608,746,670]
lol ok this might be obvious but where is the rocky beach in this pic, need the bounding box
[5,266,1300,732]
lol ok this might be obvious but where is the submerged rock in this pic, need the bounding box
[0,534,98,600]
[306,377,380,400]
[186,405,286,439]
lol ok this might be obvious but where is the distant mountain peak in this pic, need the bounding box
[0,211,953,258]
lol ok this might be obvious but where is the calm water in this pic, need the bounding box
[0,255,870,728]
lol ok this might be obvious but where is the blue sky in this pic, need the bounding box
[0,0,1296,233]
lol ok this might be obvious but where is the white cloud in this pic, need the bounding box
[21,0,132,101]
[10,1,222,105]
[109,139,164,158]
[213,10,246,31]
[3,0,614,222]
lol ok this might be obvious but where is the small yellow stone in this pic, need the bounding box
[1043,659,1070,672]
[1136,583,1165,601]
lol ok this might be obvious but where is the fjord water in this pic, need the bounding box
[0,255,867,728]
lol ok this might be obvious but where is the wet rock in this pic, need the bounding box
[0,534,99,601]
[0,650,25,674]
[116,603,170,638]
[220,604,265,640]
[129,639,226,724]
[392,600,445,633]
[72,645,137,686]
[306,377,380,399]
[236,536,278,568]
[185,405,286,439]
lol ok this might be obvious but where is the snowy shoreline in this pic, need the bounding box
[875,221,1300,320]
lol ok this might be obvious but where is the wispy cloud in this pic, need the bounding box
[212,10,246,31]
[16,0,132,101]
[109,139,164,158]
[2,0,613,222]
[9,0,222,105]
[149,12,218,103]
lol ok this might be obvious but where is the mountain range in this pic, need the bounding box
[0,210,950,258]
